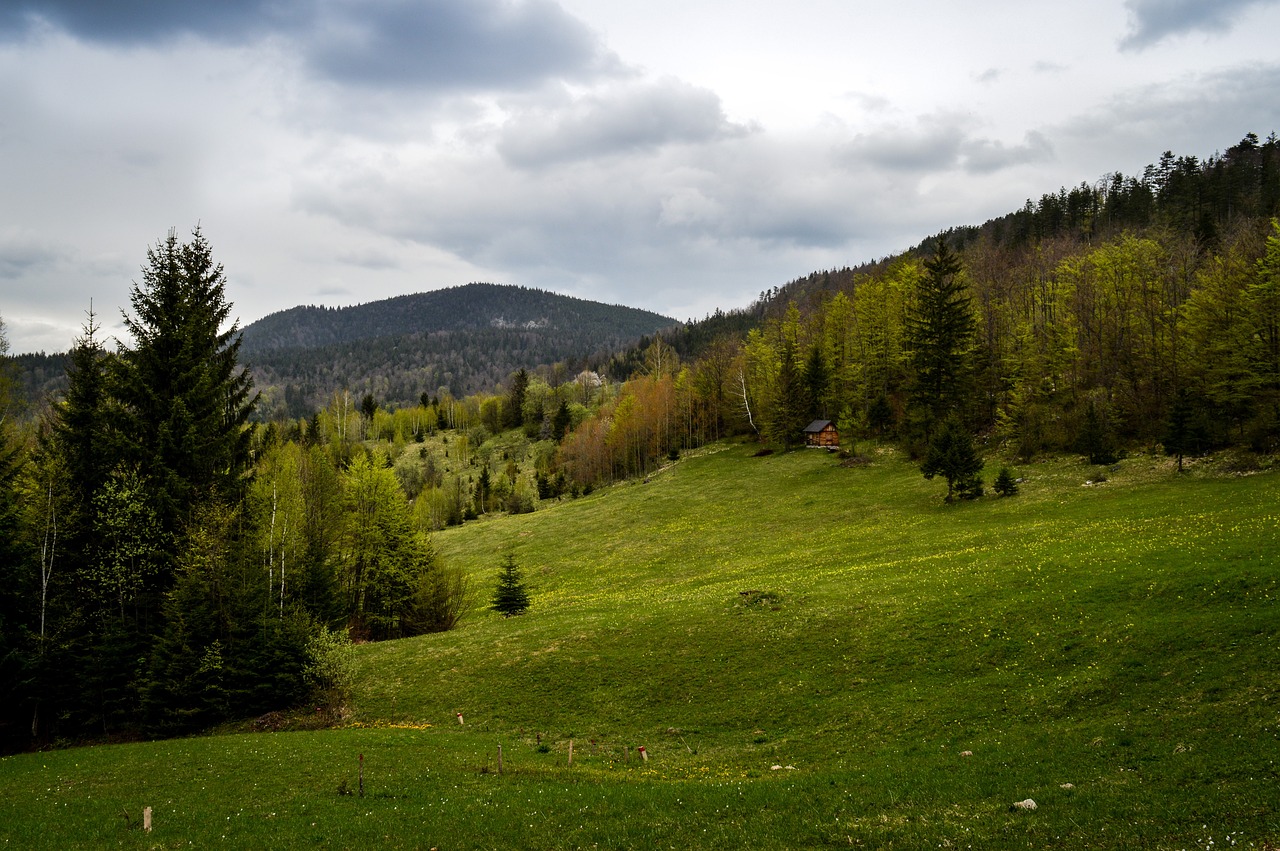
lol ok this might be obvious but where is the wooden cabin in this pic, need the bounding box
[803,419,839,448]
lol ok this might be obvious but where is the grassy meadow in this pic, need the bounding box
[1,441,1277,849]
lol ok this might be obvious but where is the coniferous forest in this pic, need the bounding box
[1,132,1279,750]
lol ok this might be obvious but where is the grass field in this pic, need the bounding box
[1,442,1277,849]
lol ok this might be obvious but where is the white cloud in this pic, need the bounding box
[497,78,750,167]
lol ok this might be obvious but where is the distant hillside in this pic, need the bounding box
[242,283,677,417]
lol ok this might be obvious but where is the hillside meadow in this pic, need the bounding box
[0,442,1276,849]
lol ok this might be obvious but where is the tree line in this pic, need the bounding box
[0,229,467,751]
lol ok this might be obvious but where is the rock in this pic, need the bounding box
[960,750,973,757]
[1012,799,1038,811]
[1060,783,1074,790]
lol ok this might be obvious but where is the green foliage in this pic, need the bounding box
[113,227,257,545]
[1077,400,1119,465]
[920,414,984,501]
[302,626,355,708]
[905,238,976,433]
[504,368,529,430]
[763,341,807,449]
[993,465,1019,496]
[412,561,472,634]
[2,446,1275,846]
[490,553,530,617]
[1162,389,1209,471]
[241,284,675,415]
[338,452,434,640]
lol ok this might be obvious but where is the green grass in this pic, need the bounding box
[2,443,1277,849]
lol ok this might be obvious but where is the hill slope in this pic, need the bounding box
[3,444,1275,848]
[241,283,677,416]
[240,283,676,353]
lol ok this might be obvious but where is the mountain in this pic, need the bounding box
[241,283,678,418]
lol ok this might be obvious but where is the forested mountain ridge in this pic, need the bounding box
[242,283,677,417]
[240,283,675,353]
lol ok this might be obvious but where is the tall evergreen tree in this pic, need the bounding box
[802,342,830,420]
[1077,401,1118,465]
[905,239,976,438]
[504,368,530,430]
[112,227,258,547]
[765,341,807,448]
[1162,389,1207,472]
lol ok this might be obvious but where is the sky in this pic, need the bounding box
[2,0,1279,354]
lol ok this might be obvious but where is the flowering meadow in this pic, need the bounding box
[2,443,1276,848]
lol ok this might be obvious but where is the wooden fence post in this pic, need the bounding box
[568,739,573,767]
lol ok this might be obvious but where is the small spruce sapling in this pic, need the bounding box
[491,553,530,617]
[994,466,1019,497]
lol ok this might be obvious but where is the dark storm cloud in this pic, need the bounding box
[306,0,621,91]
[1119,0,1280,50]
[0,0,279,44]
[3,0,622,92]
[497,79,748,168]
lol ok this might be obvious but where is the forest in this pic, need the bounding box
[242,284,677,418]
[1,131,1278,751]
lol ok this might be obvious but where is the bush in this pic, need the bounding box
[413,563,473,633]
[303,626,355,709]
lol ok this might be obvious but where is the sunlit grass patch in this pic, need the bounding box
[2,444,1277,849]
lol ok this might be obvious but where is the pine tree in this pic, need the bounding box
[112,227,258,549]
[504,369,529,430]
[993,466,1019,497]
[552,400,573,441]
[765,341,807,448]
[490,553,530,617]
[920,414,984,501]
[1162,390,1206,472]
[905,239,976,439]
[802,342,829,420]
[1077,401,1118,465]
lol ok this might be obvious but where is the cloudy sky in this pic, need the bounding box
[2,0,1279,353]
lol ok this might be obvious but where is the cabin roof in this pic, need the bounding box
[803,419,835,433]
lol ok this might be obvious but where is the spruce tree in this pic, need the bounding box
[920,414,984,501]
[490,553,530,617]
[905,238,976,440]
[993,466,1019,497]
[802,343,829,420]
[1078,401,1118,465]
[765,341,807,448]
[1163,390,1206,472]
[505,368,529,430]
[112,227,258,546]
